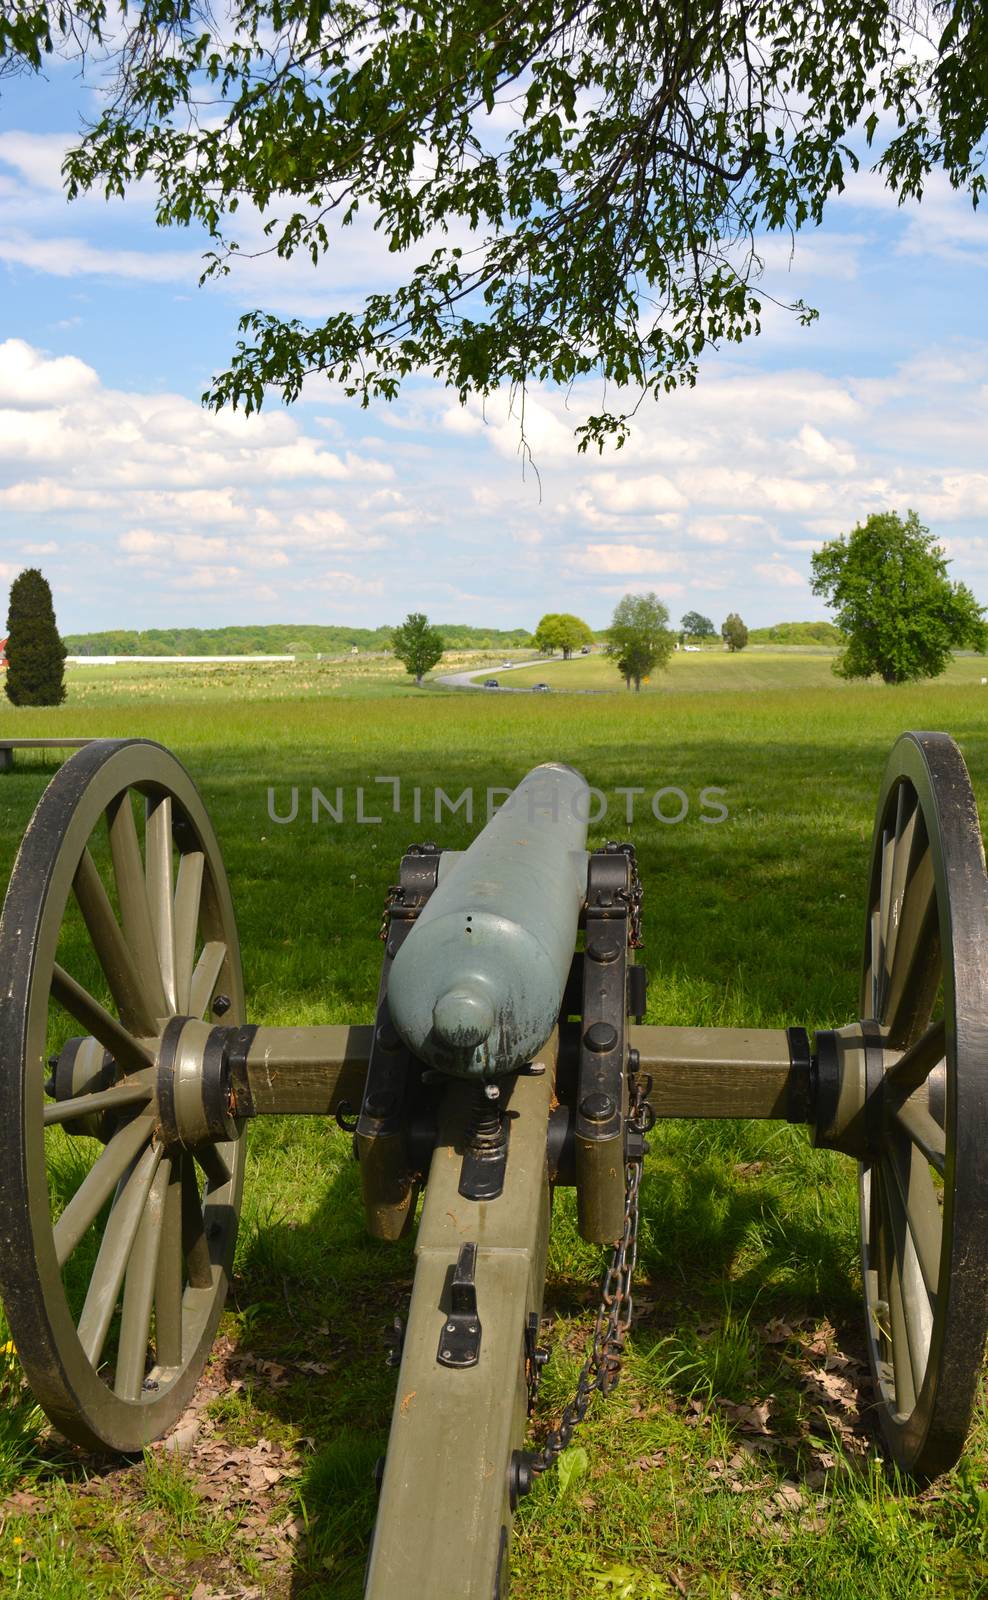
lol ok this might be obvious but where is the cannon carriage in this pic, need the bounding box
[0,730,984,1597]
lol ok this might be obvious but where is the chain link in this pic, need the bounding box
[526,1073,654,1475]
[616,842,645,950]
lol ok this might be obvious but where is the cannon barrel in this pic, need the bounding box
[386,763,590,1077]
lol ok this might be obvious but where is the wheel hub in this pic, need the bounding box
[155,1016,239,1147]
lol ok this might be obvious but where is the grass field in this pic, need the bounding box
[492,649,988,694]
[1,654,987,1598]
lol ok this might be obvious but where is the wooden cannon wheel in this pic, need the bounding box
[858,731,988,1480]
[0,739,245,1453]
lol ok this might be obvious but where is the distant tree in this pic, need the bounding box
[681,611,716,642]
[390,612,445,685]
[810,509,987,684]
[5,568,66,706]
[533,612,594,659]
[722,613,749,652]
[605,593,674,692]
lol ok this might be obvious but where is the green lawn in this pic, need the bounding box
[498,648,988,694]
[1,657,987,1597]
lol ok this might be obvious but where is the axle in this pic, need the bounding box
[47,1016,921,1164]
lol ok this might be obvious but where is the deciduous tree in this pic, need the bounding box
[605,594,673,691]
[681,611,716,642]
[533,612,594,658]
[2,2,984,448]
[390,612,445,685]
[810,509,987,682]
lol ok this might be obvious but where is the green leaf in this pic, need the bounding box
[555,1445,588,1496]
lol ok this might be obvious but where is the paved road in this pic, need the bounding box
[436,657,551,691]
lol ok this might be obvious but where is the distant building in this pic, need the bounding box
[0,636,7,669]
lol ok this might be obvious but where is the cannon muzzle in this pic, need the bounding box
[387,763,590,1077]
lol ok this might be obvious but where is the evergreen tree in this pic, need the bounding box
[5,568,67,706]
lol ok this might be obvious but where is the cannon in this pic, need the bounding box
[0,730,985,1596]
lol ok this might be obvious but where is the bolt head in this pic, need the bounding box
[581,1091,616,1123]
[212,994,232,1017]
[365,1090,397,1120]
[585,1022,618,1054]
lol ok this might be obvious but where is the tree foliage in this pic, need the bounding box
[389,611,445,684]
[722,613,749,652]
[748,619,842,644]
[680,611,716,641]
[605,593,673,690]
[62,622,531,656]
[2,1,985,448]
[810,509,987,683]
[533,612,594,658]
[5,567,66,706]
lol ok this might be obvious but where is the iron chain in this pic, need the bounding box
[526,1073,654,1475]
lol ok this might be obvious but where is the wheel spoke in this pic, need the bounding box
[877,1175,918,1416]
[115,1159,170,1400]
[75,1143,165,1365]
[868,1168,896,1397]
[154,1160,185,1368]
[173,850,205,1015]
[885,1137,942,1296]
[72,849,159,1037]
[879,1155,933,1396]
[107,793,169,1023]
[51,964,154,1074]
[194,1142,232,1191]
[188,941,227,1020]
[876,821,896,1015]
[885,1017,946,1096]
[893,1096,946,1176]
[44,1074,152,1127]
[883,846,938,1045]
[881,789,919,1011]
[180,1153,213,1289]
[53,1114,155,1267]
[146,795,177,1014]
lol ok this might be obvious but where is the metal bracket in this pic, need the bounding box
[575,846,632,1243]
[437,1243,482,1368]
[358,846,444,1238]
[524,1311,549,1414]
[459,1089,511,1201]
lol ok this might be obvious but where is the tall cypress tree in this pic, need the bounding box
[5,568,67,707]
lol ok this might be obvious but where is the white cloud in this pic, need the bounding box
[0,338,97,407]
[566,543,687,576]
[754,560,807,589]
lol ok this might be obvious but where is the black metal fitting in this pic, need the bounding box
[437,1242,482,1368]
[211,993,232,1016]
[508,1450,537,1510]
[580,1091,616,1122]
[459,1084,511,1200]
[627,965,647,1024]
[785,1026,813,1124]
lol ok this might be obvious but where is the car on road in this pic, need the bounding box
[532,682,551,692]
[501,660,512,668]
[579,645,592,654]
[483,678,500,688]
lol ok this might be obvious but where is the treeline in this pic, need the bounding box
[748,620,842,645]
[63,624,534,656]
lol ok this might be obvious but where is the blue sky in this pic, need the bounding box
[0,56,986,636]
